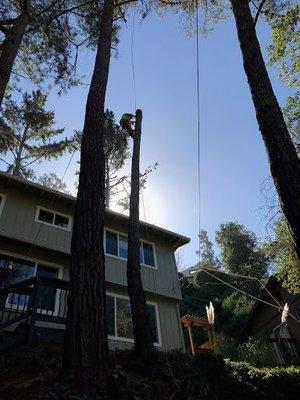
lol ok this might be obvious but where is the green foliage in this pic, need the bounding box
[225,361,300,400]
[197,229,221,270]
[2,345,300,400]
[215,222,269,278]
[180,270,259,340]
[268,3,300,87]
[217,337,276,367]
[263,218,300,294]
[38,172,71,194]
[284,92,300,153]
[268,2,300,153]
[0,1,80,91]
[0,90,76,179]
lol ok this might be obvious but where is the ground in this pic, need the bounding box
[0,344,299,400]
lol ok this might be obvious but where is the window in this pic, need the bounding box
[105,230,156,268]
[36,207,71,230]
[0,193,6,217]
[106,293,161,346]
[36,265,59,311]
[0,253,61,311]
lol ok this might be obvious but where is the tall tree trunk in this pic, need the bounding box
[62,0,114,392]
[127,109,154,362]
[105,160,110,208]
[0,14,28,108]
[12,126,28,176]
[231,0,300,263]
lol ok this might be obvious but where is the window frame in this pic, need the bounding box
[35,206,72,232]
[104,228,157,270]
[0,193,6,217]
[106,291,162,347]
[0,250,63,316]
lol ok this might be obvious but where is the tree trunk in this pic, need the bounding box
[127,109,154,362]
[105,160,110,209]
[231,0,300,263]
[0,14,28,108]
[12,126,28,176]
[62,0,114,392]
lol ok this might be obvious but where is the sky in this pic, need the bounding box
[1,8,293,270]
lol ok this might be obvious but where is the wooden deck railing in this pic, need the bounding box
[0,276,69,344]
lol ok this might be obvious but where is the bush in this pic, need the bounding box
[216,337,277,367]
[225,361,300,400]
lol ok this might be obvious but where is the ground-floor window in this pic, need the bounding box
[0,253,60,311]
[106,293,161,346]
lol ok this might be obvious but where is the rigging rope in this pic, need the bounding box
[27,149,76,256]
[196,0,201,265]
[192,0,299,327]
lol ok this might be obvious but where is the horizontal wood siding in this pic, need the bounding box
[0,186,182,300]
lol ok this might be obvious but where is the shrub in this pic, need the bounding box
[216,337,277,367]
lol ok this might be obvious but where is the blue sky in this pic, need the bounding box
[2,10,292,270]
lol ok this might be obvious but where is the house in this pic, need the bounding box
[239,276,300,365]
[0,171,190,351]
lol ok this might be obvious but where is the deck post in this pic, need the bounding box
[27,278,40,347]
[187,324,195,356]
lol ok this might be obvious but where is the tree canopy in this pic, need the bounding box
[0,89,76,179]
[215,222,269,278]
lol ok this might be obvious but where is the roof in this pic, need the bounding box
[0,171,190,249]
[238,276,280,342]
[180,314,210,330]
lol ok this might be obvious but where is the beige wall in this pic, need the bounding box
[0,235,184,352]
[0,184,181,300]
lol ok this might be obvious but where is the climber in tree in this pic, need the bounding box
[120,113,135,139]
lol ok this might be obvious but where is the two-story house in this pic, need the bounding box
[0,171,190,351]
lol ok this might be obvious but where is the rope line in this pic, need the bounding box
[27,149,76,256]
[131,7,137,111]
[195,0,201,265]
[200,267,300,324]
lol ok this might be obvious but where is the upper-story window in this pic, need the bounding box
[0,193,6,217]
[35,206,72,231]
[105,229,156,269]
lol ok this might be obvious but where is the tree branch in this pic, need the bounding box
[253,0,267,27]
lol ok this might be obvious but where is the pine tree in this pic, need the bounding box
[0,0,83,108]
[167,0,300,262]
[38,172,71,194]
[0,90,75,179]
[127,109,154,362]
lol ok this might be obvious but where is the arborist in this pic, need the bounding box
[120,113,135,140]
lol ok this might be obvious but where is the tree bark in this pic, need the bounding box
[12,126,28,176]
[127,109,154,362]
[231,0,300,264]
[0,12,28,108]
[62,0,114,392]
[105,160,111,208]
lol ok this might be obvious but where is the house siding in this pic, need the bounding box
[0,179,187,352]
[0,186,182,300]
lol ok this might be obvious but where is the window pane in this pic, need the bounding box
[106,295,115,336]
[38,209,54,224]
[0,254,35,307]
[116,298,133,339]
[106,231,118,256]
[119,235,128,259]
[54,214,69,228]
[36,265,58,311]
[143,243,155,267]
[147,304,159,344]
[0,254,35,287]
